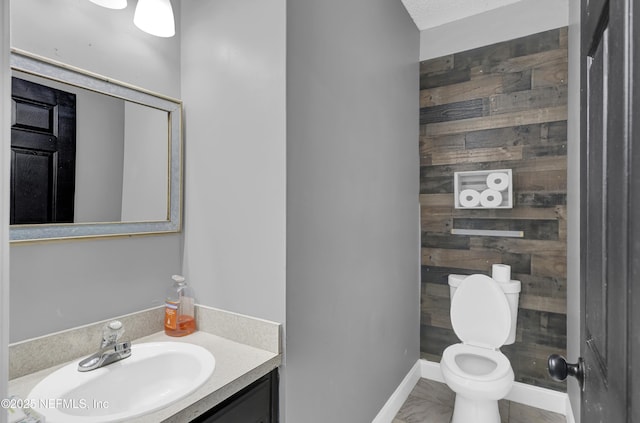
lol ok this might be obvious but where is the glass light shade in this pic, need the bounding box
[89,0,127,9]
[134,0,176,38]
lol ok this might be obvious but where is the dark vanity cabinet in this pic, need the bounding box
[191,370,278,423]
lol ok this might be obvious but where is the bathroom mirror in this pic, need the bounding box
[9,49,182,242]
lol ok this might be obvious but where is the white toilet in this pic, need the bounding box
[440,264,521,423]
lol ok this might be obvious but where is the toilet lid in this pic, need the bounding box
[450,274,511,348]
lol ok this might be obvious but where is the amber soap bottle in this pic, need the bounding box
[165,275,196,336]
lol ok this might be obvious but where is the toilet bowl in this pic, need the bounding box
[440,271,520,423]
[441,344,513,422]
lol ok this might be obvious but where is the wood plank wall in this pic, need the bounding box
[419,28,568,391]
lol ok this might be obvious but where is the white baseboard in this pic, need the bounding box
[372,360,421,423]
[419,358,445,383]
[419,359,569,416]
[373,359,576,423]
[565,395,576,423]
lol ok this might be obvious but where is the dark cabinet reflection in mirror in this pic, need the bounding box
[11,77,77,224]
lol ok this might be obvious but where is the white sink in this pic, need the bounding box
[28,342,215,423]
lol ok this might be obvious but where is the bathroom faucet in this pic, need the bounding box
[77,320,131,372]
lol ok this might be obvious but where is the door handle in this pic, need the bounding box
[547,354,584,390]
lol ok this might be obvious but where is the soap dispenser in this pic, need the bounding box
[165,274,196,336]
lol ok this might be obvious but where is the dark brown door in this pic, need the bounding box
[10,77,76,224]
[581,0,639,421]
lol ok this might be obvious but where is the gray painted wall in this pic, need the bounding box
[121,103,169,222]
[286,0,420,421]
[180,0,286,324]
[9,0,182,342]
[74,89,124,223]
[10,237,181,341]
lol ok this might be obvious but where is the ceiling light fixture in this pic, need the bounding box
[89,0,128,10]
[133,0,176,38]
[88,0,175,38]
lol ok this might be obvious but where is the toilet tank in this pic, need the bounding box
[497,279,520,345]
[448,271,521,345]
[447,274,467,300]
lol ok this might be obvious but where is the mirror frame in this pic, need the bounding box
[9,49,182,242]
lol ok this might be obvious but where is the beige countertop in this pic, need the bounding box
[8,306,281,423]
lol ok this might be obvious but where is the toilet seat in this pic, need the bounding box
[450,274,511,348]
[442,343,512,382]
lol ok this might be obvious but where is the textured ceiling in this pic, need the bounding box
[401,0,525,30]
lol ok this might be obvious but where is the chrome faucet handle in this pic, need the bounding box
[78,320,131,372]
[101,320,125,347]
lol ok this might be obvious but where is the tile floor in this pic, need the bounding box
[393,379,566,423]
